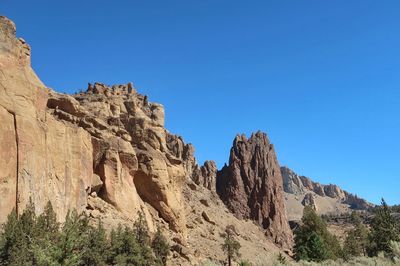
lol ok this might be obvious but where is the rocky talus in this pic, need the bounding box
[217,132,293,247]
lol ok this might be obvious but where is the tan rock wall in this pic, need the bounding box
[0,16,93,222]
[0,106,17,224]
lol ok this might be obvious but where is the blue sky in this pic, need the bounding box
[3,1,399,205]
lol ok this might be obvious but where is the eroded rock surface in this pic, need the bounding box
[192,160,217,191]
[216,131,293,247]
[0,16,191,237]
[281,166,372,211]
[302,193,317,211]
[0,16,93,223]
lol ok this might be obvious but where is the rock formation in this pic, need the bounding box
[216,131,293,247]
[0,16,93,224]
[302,193,317,211]
[281,166,373,219]
[0,16,193,237]
[1,15,376,263]
[192,160,217,191]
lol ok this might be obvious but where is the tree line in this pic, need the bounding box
[294,199,400,262]
[0,201,169,266]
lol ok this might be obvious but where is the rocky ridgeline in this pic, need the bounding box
[0,16,292,254]
[281,166,372,211]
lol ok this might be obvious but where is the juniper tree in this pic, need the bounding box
[368,198,400,256]
[32,201,60,265]
[222,225,241,266]
[343,212,369,259]
[109,225,144,265]
[294,206,342,262]
[8,199,38,265]
[152,227,170,266]
[82,220,109,266]
[0,209,18,265]
[57,210,91,265]
[133,211,156,265]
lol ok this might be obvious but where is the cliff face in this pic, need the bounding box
[216,132,293,247]
[0,16,194,238]
[281,166,373,221]
[0,16,93,224]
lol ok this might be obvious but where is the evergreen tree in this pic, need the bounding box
[343,213,369,259]
[1,202,172,266]
[8,199,38,265]
[368,198,400,256]
[133,211,155,265]
[82,220,109,266]
[151,227,170,265]
[32,201,61,265]
[57,210,91,265]
[222,225,241,266]
[133,211,151,246]
[0,209,18,265]
[294,206,342,262]
[109,225,144,265]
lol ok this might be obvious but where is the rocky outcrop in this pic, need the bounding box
[343,193,372,210]
[0,17,192,237]
[302,193,317,211]
[281,167,326,197]
[192,160,217,191]
[51,83,191,235]
[216,131,293,247]
[281,166,372,211]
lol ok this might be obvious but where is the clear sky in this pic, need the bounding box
[3,1,399,205]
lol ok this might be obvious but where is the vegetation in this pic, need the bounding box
[152,227,170,265]
[294,199,400,265]
[294,206,342,262]
[277,253,287,264]
[0,201,170,266]
[343,212,369,258]
[367,199,400,257]
[222,225,241,266]
[3,197,400,265]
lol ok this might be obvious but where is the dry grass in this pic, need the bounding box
[201,254,399,266]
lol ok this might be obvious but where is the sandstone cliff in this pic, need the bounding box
[216,132,293,247]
